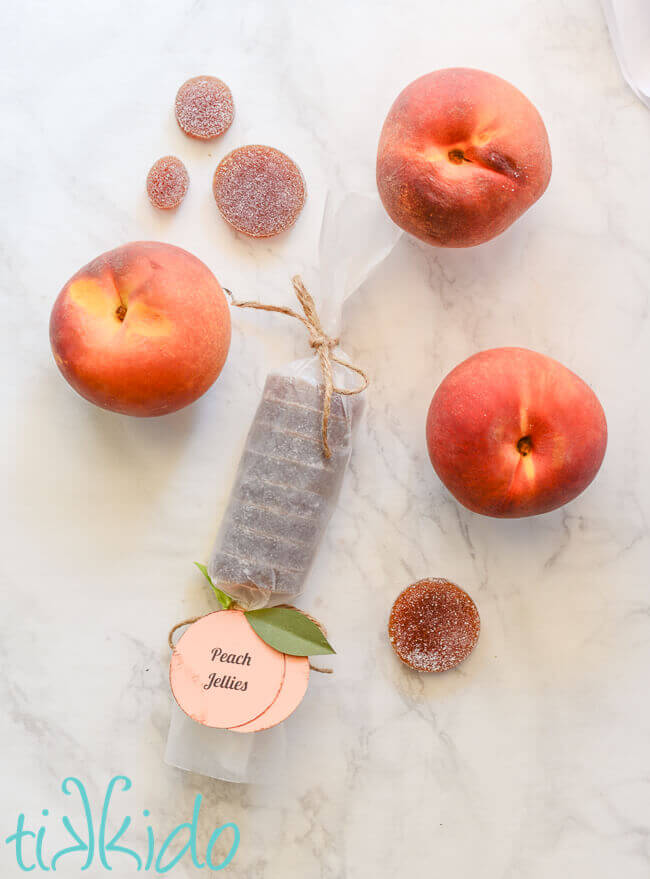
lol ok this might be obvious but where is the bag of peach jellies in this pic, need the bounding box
[165,192,400,783]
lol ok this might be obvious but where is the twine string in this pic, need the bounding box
[168,604,333,674]
[167,279,354,679]
[225,275,368,458]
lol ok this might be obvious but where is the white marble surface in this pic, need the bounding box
[2,0,650,875]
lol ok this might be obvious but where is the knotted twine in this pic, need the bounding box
[166,277,362,674]
[225,275,369,458]
[168,604,333,674]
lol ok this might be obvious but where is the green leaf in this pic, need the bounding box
[244,607,335,656]
[194,562,233,610]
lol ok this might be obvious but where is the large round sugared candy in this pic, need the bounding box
[213,145,306,238]
[388,578,480,672]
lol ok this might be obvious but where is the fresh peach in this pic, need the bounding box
[426,348,607,517]
[377,68,552,247]
[50,241,231,416]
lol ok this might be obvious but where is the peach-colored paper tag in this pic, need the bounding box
[229,655,310,734]
[170,610,286,729]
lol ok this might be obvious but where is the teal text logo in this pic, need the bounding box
[5,776,240,872]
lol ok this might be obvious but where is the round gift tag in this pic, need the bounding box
[170,610,285,728]
[229,654,310,733]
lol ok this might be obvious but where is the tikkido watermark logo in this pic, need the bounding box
[5,776,240,873]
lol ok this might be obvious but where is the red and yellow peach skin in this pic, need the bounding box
[377,68,552,247]
[50,241,231,416]
[426,348,607,517]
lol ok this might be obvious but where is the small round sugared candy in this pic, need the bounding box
[146,156,189,209]
[175,76,234,140]
[213,145,306,238]
[388,578,480,672]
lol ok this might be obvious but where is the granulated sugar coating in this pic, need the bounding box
[174,76,234,140]
[146,156,189,209]
[213,145,306,238]
[388,578,480,672]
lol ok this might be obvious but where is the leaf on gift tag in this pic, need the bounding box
[194,562,233,610]
[244,606,335,656]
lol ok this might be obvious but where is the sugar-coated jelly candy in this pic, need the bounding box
[175,75,234,140]
[388,579,480,672]
[213,145,306,238]
[208,373,361,608]
[146,156,189,209]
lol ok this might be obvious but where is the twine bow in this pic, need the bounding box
[225,276,368,458]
